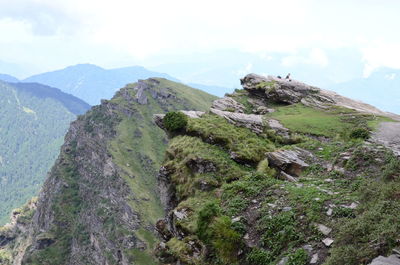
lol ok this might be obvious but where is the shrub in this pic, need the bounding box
[211,216,242,264]
[349,128,370,140]
[163,112,188,132]
[196,202,220,241]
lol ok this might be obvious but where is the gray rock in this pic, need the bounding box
[316,224,332,236]
[212,97,245,113]
[240,74,333,107]
[310,253,319,264]
[369,255,400,265]
[210,108,264,134]
[322,238,334,247]
[266,147,313,177]
[265,119,290,138]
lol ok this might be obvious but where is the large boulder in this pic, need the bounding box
[240,74,335,107]
[266,147,313,177]
[369,255,400,265]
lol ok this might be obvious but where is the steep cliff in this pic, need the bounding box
[0,78,216,265]
[155,74,400,265]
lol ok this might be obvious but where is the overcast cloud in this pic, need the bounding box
[0,0,399,78]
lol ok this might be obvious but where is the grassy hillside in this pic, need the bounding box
[155,87,400,265]
[3,78,216,265]
[0,81,90,225]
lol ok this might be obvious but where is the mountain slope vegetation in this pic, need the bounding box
[154,74,400,265]
[2,74,400,265]
[0,81,90,225]
[0,78,216,265]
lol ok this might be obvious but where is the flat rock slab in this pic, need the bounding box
[266,147,312,177]
[210,108,264,134]
[369,255,400,265]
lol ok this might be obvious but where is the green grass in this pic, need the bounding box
[267,104,351,137]
[165,135,248,200]
[187,114,275,163]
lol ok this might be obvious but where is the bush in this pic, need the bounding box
[196,202,220,241]
[349,128,370,140]
[163,112,188,132]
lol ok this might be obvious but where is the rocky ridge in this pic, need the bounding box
[0,78,216,265]
[154,74,400,265]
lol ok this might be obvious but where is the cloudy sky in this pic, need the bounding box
[0,0,399,78]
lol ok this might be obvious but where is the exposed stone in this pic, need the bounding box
[278,256,289,265]
[310,253,319,264]
[266,147,313,177]
[265,119,290,138]
[369,255,400,265]
[186,157,217,174]
[212,97,245,113]
[326,208,333,216]
[240,74,332,107]
[210,108,264,134]
[316,224,332,236]
[322,238,334,247]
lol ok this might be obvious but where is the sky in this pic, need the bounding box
[0,0,399,79]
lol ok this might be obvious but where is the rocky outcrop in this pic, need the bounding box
[210,108,264,134]
[241,74,333,107]
[211,97,245,113]
[241,73,400,119]
[266,147,313,178]
[369,255,400,265]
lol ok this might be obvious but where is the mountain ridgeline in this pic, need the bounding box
[0,81,90,226]
[0,78,216,264]
[24,64,180,105]
[1,75,400,265]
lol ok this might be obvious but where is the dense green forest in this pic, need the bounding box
[0,81,89,224]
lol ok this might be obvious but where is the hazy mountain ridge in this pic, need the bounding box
[24,64,180,105]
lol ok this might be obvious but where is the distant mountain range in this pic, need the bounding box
[0,59,399,114]
[23,64,179,105]
[0,81,90,225]
[330,68,400,114]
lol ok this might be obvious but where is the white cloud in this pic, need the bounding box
[0,0,399,75]
[281,48,329,67]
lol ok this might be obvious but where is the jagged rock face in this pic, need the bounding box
[0,78,216,265]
